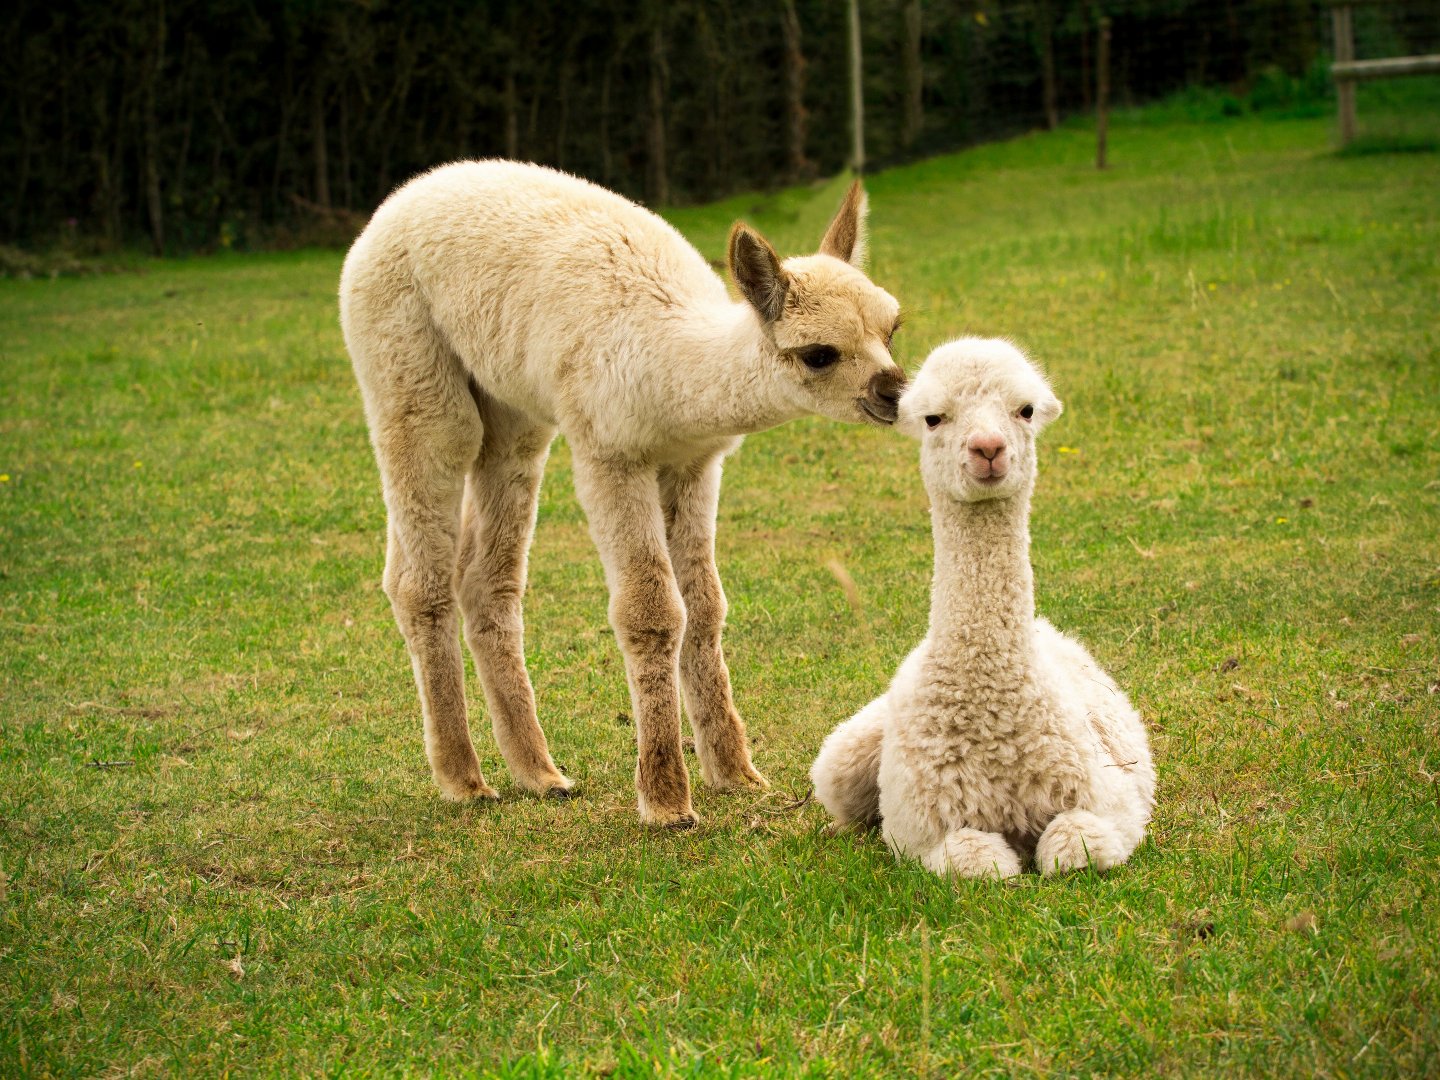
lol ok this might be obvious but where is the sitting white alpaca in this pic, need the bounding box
[810,339,1155,877]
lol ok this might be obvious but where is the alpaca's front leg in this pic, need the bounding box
[574,454,695,827]
[880,741,1020,879]
[660,457,766,791]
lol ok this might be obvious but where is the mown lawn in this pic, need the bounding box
[2,97,1438,1076]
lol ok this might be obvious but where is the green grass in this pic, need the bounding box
[2,99,1439,1077]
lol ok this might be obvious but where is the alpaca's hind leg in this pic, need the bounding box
[810,697,888,829]
[1035,809,1130,876]
[365,356,492,801]
[573,453,694,827]
[660,457,765,791]
[456,404,572,798]
[924,829,1023,880]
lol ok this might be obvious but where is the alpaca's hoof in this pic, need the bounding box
[438,777,501,803]
[544,783,577,800]
[1036,811,1126,876]
[638,789,699,830]
[433,751,500,802]
[524,769,575,799]
[640,804,699,830]
[698,747,769,792]
[707,767,770,792]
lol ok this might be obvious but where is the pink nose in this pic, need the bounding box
[968,432,1006,461]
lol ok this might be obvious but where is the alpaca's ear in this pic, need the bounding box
[895,410,927,441]
[728,223,789,323]
[1033,393,1064,431]
[818,180,869,268]
[895,388,930,441]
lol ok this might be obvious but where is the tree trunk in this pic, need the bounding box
[143,0,167,255]
[646,17,668,205]
[848,0,864,173]
[1038,0,1058,130]
[10,96,33,241]
[93,78,122,249]
[170,35,194,220]
[339,84,352,209]
[713,10,732,190]
[206,86,227,241]
[526,83,540,160]
[1096,17,1111,170]
[780,0,811,180]
[699,9,722,194]
[599,57,612,184]
[373,45,416,201]
[555,51,572,169]
[902,0,923,149]
[504,71,519,160]
[311,75,330,209]
[271,45,295,221]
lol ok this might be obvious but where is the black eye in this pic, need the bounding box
[1019,404,1035,420]
[925,415,943,429]
[796,344,842,370]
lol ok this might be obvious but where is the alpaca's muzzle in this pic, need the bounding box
[860,370,906,425]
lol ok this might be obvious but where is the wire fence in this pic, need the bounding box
[1,0,1437,254]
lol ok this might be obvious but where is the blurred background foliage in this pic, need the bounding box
[2,0,1437,254]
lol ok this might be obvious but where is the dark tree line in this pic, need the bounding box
[2,0,1426,254]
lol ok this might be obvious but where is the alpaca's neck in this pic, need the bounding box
[661,301,804,437]
[926,488,1036,680]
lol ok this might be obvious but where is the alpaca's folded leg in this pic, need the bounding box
[924,829,1022,879]
[1035,809,1130,876]
[811,698,888,829]
[661,457,766,792]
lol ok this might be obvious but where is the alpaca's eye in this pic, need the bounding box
[1019,404,1035,421]
[796,344,842,370]
[925,415,943,429]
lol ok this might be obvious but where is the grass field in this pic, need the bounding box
[2,93,1438,1076]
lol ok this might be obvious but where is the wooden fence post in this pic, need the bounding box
[1329,0,1440,147]
[849,0,865,174]
[1333,4,1357,145]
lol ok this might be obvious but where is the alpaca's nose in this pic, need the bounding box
[968,432,1006,461]
[863,369,907,424]
[869,370,905,407]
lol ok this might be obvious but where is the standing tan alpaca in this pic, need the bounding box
[340,162,904,827]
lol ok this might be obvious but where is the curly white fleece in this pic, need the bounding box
[811,338,1155,877]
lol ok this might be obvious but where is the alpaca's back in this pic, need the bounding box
[340,161,727,424]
